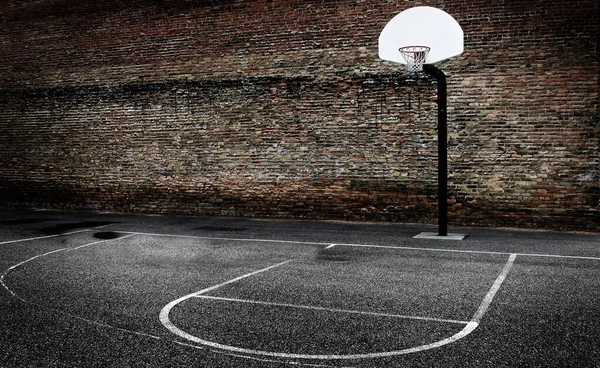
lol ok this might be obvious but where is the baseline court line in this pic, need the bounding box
[0,229,91,245]
[341,243,600,261]
[118,231,600,261]
[121,231,331,246]
[194,295,469,325]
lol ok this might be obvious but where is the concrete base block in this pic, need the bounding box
[413,232,468,240]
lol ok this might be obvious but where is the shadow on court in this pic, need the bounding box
[0,208,599,368]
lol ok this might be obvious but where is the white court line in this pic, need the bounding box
[0,232,166,354]
[0,227,522,363]
[1,234,136,299]
[0,229,91,245]
[159,260,294,353]
[118,231,600,260]
[192,260,293,297]
[340,243,600,261]
[0,247,68,299]
[160,253,517,360]
[121,231,331,246]
[472,253,517,323]
[194,295,469,325]
[66,310,162,340]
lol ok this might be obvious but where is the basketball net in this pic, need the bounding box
[399,46,430,72]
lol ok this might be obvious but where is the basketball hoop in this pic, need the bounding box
[399,46,430,72]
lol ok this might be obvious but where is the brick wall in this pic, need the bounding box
[0,0,598,231]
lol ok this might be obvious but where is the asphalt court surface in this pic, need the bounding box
[0,209,599,367]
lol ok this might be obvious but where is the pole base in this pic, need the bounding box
[413,232,468,240]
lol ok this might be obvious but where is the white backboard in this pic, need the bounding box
[378,6,464,65]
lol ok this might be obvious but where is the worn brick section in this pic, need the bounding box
[0,0,598,231]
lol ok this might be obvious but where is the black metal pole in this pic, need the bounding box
[422,64,448,236]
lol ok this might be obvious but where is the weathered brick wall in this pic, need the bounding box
[0,0,598,231]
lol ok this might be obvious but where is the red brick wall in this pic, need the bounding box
[0,0,598,231]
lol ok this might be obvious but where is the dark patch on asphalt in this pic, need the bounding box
[196,226,249,232]
[1,218,54,225]
[39,221,115,235]
[316,246,352,262]
[93,231,121,240]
